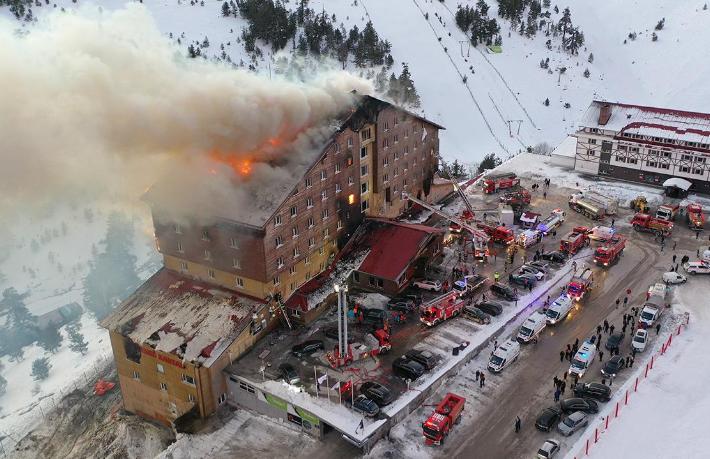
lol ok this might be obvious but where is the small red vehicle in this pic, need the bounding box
[594,235,626,267]
[478,223,515,245]
[687,203,705,230]
[422,393,466,445]
[420,292,464,327]
[559,230,588,255]
[483,173,519,194]
[630,213,673,236]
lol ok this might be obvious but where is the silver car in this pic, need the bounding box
[537,439,561,458]
[557,411,588,436]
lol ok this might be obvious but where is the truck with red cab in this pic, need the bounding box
[559,230,589,255]
[593,235,626,267]
[687,203,705,230]
[422,393,466,445]
[500,188,531,205]
[630,213,673,236]
[478,223,515,245]
[483,172,520,194]
[567,268,594,301]
[420,292,464,327]
[656,204,680,222]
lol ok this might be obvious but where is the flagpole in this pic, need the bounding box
[326,372,330,402]
[314,366,318,394]
[351,377,354,406]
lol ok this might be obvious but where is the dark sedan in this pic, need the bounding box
[405,349,438,370]
[573,382,611,402]
[535,406,562,432]
[601,355,626,378]
[348,395,379,417]
[392,356,426,381]
[291,340,324,358]
[605,332,626,350]
[386,301,412,313]
[560,397,599,414]
[360,381,394,407]
[462,305,492,324]
[541,251,568,263]
[278,363,300,385]
[475,301,504,316]
[490,283,518,301]
[509,272,537,287]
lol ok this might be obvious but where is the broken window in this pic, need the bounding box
[124,339,141,364]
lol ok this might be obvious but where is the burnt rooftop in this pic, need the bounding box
[100,268,264,367]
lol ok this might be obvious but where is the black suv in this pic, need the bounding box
[541,251,568,263]
[362,308,387,327]
[278,363,300,385]
[605,332,625,351]
[560,397,599,414]
[601,355,625,378]
[405,349,438,370]
[535,406,562,432]
[573,382,611,402]
[291,340,324,358]
[489,283,518,301]
[360,381,394,407]
[392,356,426,381]
[475,301,504,316]
[508,272,536,287]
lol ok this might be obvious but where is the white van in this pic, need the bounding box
[545,295,573,325]
[639,304,662,328]
[588,226,616,242]
[517,311,546,343]
[517,229,542,248]
[488,339,521,373]
[568,341,597,378]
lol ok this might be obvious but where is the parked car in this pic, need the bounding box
[387,301,413,313]
[392,356,426,381]
[359,381,394,407]
[535,407,562,432]
[684,261,710,274]
[528,260,551,272]
[291,340,324,358]
[662,271,687,284]
[632,329,649,352]
[509,272,537,287]
[605,332,625,351]
[541,251,568,263]
[573,382,611,402]
[557,411,589,437]
[537,439,561,459]
[362,308,387,327]
[405,349,438,370]
[601,355,626,378]
[490,283,519,301]
[519,264,546,280]
[412,279,442,292]
[347,395,379,417]
[462,305,492,324]
[278,363,300,385]
[560,397,599,414]
[475,301,504,316]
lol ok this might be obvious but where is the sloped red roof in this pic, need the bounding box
[357,220,442,281]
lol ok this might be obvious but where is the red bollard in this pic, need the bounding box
[615,401,620,418]
[669,333,673,346]
[677,324,682,335]
[595,428,599,443]
[661,343,666,355]
[625,390,629,405]
[651,355,655,369]
[645,363,649,378]
[635,377,639,391]
[605,415,609,429]
[586,439,590,455]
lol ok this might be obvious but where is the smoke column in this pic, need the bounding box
[0,4,372,216]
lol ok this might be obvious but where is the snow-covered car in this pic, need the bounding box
[347,395,379,417]
[662,271,687,284]
[537,439,561,458]
[632,329,648,352]
[684,261,710,275]
[519,265,546,280]
[412,279,442,292]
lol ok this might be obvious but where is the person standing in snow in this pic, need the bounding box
[609,324,615,335]
[656,323,661,335]
[554,388,561,402]
[603,320,609,333]
[599,350,604,362]
[475,369,480,381]
[560,350,565,362]
[480,372,486,388]
[515,416,522,433]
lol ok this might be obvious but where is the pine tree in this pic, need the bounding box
[398,63,421,108]
[386,73,402,104]
[68,326,88,355]
[544,98,550,106]
[652,32,658,42]
[187,44,197,58]
[583,68,590,78]
[221,1,230,17]
[202,36,210,48]
[588,52,594,63]
[37,325,63,353]
[477,153,502,173]
[31,357,51,381]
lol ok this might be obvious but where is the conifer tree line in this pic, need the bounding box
[455,0,502,47]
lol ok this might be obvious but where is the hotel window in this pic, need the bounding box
[335,183,342,193]
[394,116,399,126]
[361,182,368,194]
[229,237,239,249]
[682,154,693,161]
[275,236,283,248]
[306,178,312,188]
[236,277,244,288]
[157,363,165,374]
[306,197,314,208]
[646,161,657,168]
[629,147,639,153]
[394,151,400,160]
[615,156,626,163]
[304,255,311,264]
[160,382,168,391]
[383,138,390,148]
[290,206,297,217]
[321,170,327,181]
[292,226,299,238]
[649,150,659,156]
[309,237,315,247]
[360,128,372,141]
[204,250,211,260]
[273,276,281,286]
[696,157,707,164]
[384,173,389,182]
[384,120,390,130]
[321,190,328,200]
[335,162,342,173]
[275,214,282,226]
[337,220,343,230]
[394,134,399,144]
[680,166,690,173]
[405,146,409,155]
[323,228,330,239]
[694,168,704,175]
[404,161,408,172]
[289,266,297,275]
[361,200,369,212]
[404,129,410,138]
[394,167,399,177]
[347,137,353,147]
[361,165,368,177]
[177,241,184,253]
[208,268,215,278]
[627,158,638,165]
[174,223,182,234]
[308,217,315,228]
[182,374,196,386]
[659,163,670,170]
[322,209,329,220]
[335,143,340,152]
[383,156,389,167]
[180,261,188,271]
[589,138,597,145]
[276,256,284,268]
[201,229,210,241]
[360,146,368,158]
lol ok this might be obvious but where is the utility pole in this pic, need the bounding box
[335,284,349,362]
[506,120,523,137]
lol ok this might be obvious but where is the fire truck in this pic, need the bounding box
[536,209,566,235]
[630,213,673,236]
[482,172,520,194]
[477,223,515,245]
[687,203,706,230]
[656,204,680,222]
[420,291,465,327]
[363,329,392,355]
[403,193,491,261]
[567,268,594,301]
[593,235,626,267]
[500,188,531,206]
[559,230,589,255]
[568,194,605,220]
[422,393,466,446]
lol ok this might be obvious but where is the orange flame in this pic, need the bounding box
[208,150,253,178]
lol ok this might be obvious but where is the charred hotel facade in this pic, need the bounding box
[101,95,445,425]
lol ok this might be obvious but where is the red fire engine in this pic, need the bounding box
[593,235,626,267]
[420,291,464,327]
[559,230,588,255]
[630,213,673,236]
[422,393,466,445]
[483,173,520,194]
[687,203,705,231]
[567,268,594,301]
[478,223,515,245]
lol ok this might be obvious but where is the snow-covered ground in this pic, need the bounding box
[566,280,710,459]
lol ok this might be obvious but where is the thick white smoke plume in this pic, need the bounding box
[0,4,372,218]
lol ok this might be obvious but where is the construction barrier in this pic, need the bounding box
[569,315,688,459]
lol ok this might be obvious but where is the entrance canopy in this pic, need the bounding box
[662,177,692,191]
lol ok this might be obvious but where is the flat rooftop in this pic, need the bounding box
[101,268,263,367]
